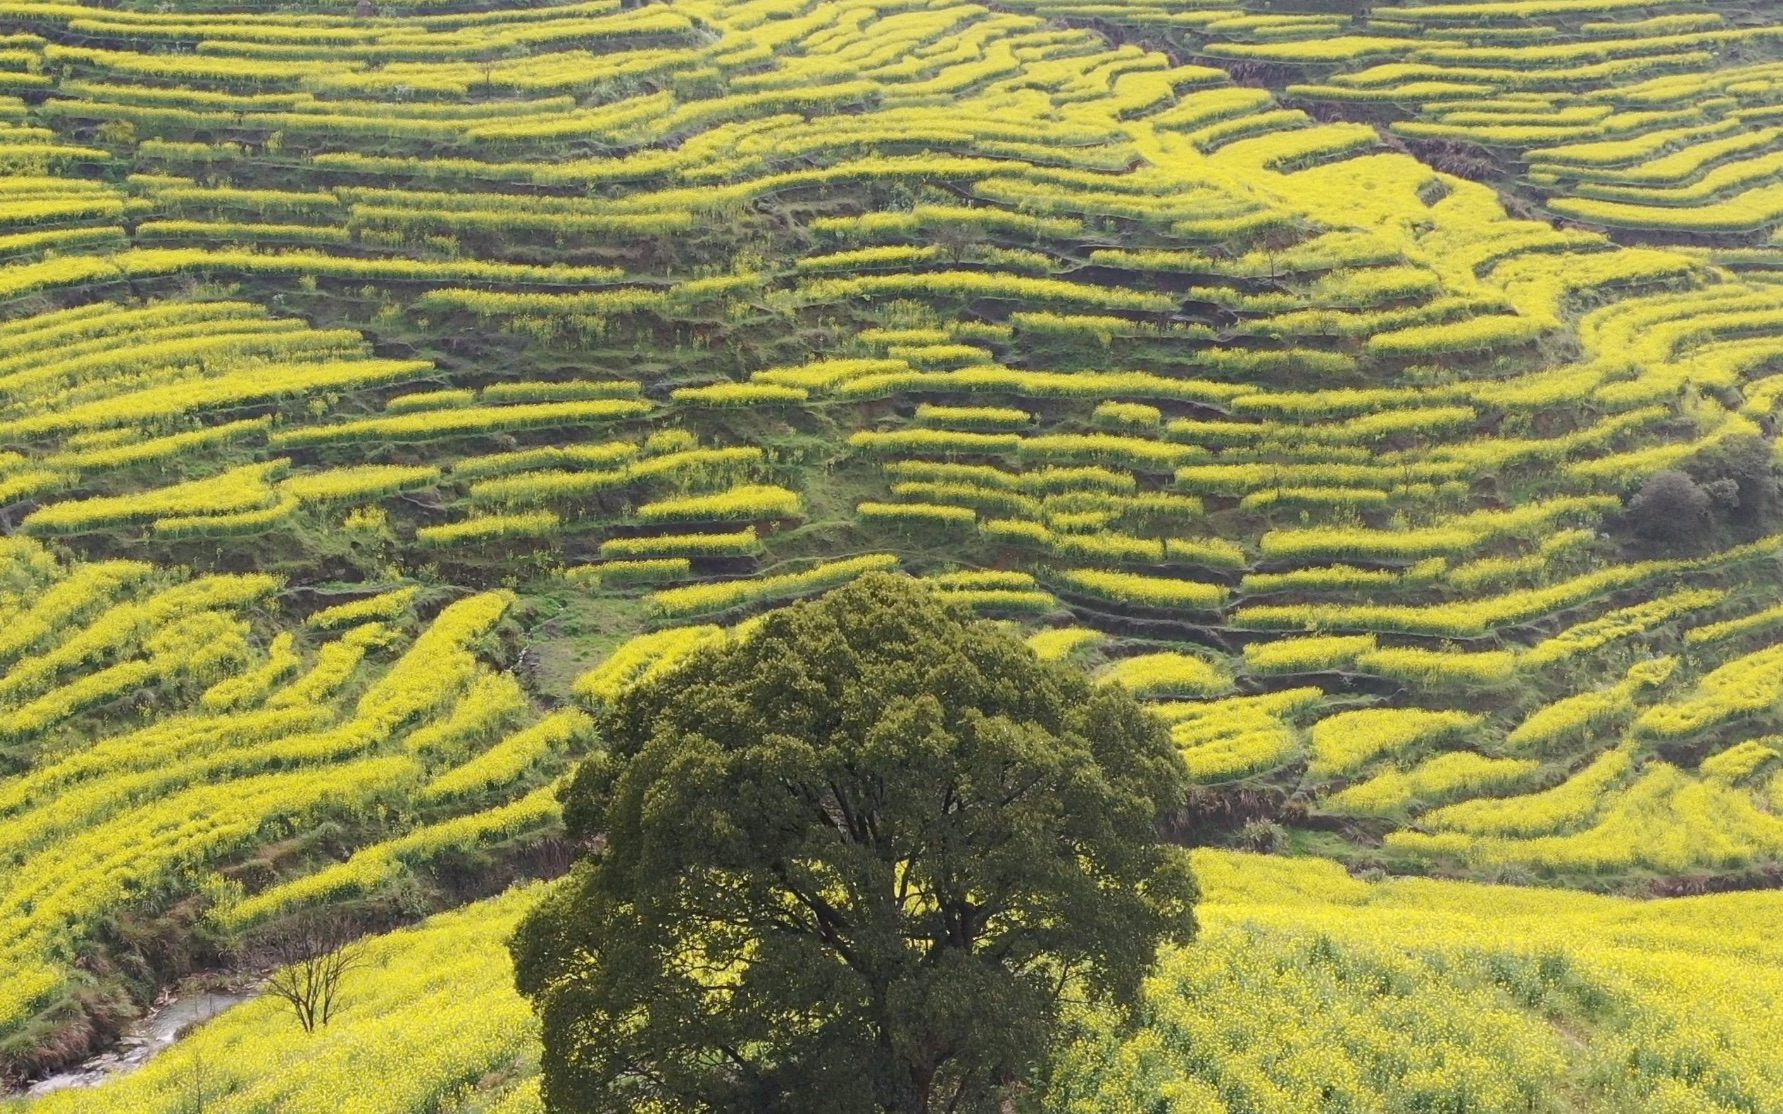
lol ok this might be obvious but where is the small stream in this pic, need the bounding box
[24,989,257,1097]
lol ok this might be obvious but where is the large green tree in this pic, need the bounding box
[512,573,1197,1114]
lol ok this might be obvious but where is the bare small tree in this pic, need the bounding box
[258,916,368,1034]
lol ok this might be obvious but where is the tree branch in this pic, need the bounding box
[773,869,867,973]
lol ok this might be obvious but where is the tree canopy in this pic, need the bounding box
[511,573,1197,1114]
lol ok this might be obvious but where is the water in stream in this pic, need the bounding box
[24,989,257,1097]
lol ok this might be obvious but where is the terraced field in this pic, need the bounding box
[1043,0,1783,247]
[2,0,1783,1107]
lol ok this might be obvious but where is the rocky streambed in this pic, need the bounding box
[24,988,257,1097]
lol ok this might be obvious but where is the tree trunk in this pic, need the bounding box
[909,1061,934,1114]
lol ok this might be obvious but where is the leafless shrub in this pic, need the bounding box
[256,915,368,1034]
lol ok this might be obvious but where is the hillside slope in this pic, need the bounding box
[20,853,1783,1112]
[1,0,1783,1098]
